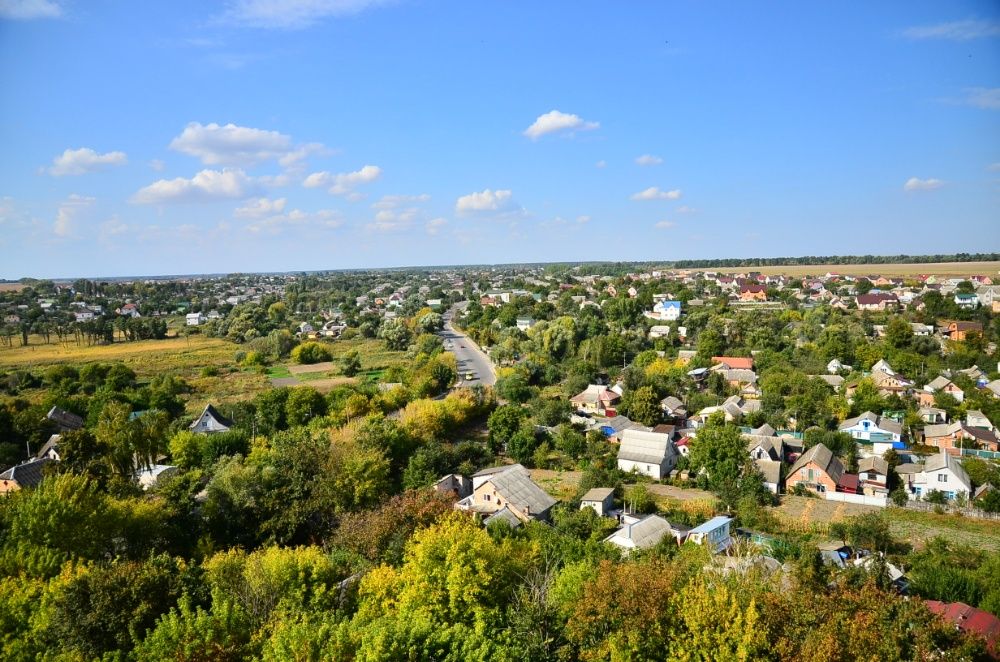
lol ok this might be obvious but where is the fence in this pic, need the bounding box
[901,500,1000,520]
[960,448,1000,460]
[824,492,888,507]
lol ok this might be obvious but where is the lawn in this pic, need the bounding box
[885,507,1000,553]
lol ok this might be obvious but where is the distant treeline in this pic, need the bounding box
[667,253,1000,269]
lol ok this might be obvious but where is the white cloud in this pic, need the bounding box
[576,215,591,224]
[631,186,682,201]
[222,0,392,29]
[523,110,599,140]
[0,0,63,20]
[675,205,697,214]
[149,159,165,172]
[962,87,1000,110]
[278,142,330,171]
[246,208,342,234]
[595,160,607,168]
[100,216,129,238]
[655,220,676,229]
[169,122,294,166]
[425,217,447,235]
[903,19,1000,41]
[903,177,944,191]
[48,148,127,176]
[132,168,256,204]
[455,188,519,216]
[303,164,381,196]
[54,194,94,237]
[371,193,430,209]
[234,197,287,218]
[367,206,419,233]
[635,154,663,166]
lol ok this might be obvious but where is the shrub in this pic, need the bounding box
[291,342,332,365]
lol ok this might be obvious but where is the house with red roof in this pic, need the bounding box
[925,601,1000,658]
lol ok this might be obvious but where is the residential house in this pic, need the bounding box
[986,380,1000,399]
[946,321,983,342]
[596,415,650,443]
[35,434,61,461]
[0,458,55,494]
[786,443,845,495]
[869,360,913,396]
[604,514,684,553]
[954,292,979,309]
[918,407,948,424]
[755,459,783,495]
[580,487,615,518]
[616,429,677,479]
[856,293,899,311]
[746,433,783,462]
[458,464,556,522]
[925,601,1000,657]
[186,312,206,326]
[827,358,850,374]
[648,325,671,339]
[188,404,234,434]
[910,323,934,336]
[711,356,755,370]
[645,300,682,321]
[837,411,903,450]
[74,310,95,323]
[857,456,889,496]
[434,474,472,499]
[691,395,761,427]
[904,450,972,501]
[135,464,178,490]
[570,384,621,416]
[46,406,83,432]
[659,395,687,420]
[967,410,994,431]
[918,376,964,406]
[687,516,734,553]
[738,284,767,301]
[515,317,535,332]
[923,422,999,453]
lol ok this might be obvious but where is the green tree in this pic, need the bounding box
[378,318,413,351]
[341,350,362,377]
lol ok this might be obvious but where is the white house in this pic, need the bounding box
[905,450,972,502]
[649,300,682,321]
[580,487,615,517]
[839,412,904,455]
[516,317,535,332]
[686,516,734,553]
[616,429,677,479]
[188,404,233,434]
[604,514,683,554]
[648,325,671,339]
[186,312,206,326]
[74,310,95,323]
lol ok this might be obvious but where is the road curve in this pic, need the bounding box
[441,304,497,387]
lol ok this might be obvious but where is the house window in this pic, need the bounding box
[937,474,947,483]
[867,472,877,480]
[484,494,491,502]
[807,468,814,481]
[915,487,922,496]
[816,484,826,493]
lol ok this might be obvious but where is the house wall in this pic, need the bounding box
[787,462,837,494]
[617,458,665,480]
[909,469,970,501]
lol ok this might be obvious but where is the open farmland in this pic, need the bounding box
[0,335,270,414]
[711,261,1000,278]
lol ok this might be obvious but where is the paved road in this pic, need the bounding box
[441,304,496,387]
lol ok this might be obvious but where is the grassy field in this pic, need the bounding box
[886,507,1000,552]
[711,261,1000,278]
[0,335,267,414]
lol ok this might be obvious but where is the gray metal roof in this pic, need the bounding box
[839,411,902,436]
[605,514,674,549]
[0,458,55,488]
[581,487,614,502]
[618,429,674,464]
[486,467,556,515]
[788,443,845,484]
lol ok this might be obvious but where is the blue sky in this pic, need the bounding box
[1,0,998,278]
